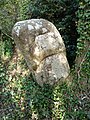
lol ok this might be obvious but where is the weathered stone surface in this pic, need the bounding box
[12,19,70,86]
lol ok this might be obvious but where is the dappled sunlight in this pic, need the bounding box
[1,0,90,119]
[52,89,66,119]
[1,42,89,119]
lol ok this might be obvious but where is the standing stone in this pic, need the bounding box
[12,19,70,86]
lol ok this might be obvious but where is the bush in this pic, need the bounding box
[28,0,79,67]
[76,0,90,82]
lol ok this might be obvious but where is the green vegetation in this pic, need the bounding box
[0,0,90,120]
[29,0,78,67]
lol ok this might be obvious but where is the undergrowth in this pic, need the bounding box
[0,40,89,119]
[0,0,90,119]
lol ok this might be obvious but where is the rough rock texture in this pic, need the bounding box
[12,19,70,86]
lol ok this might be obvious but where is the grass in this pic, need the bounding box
[0,38,90,120]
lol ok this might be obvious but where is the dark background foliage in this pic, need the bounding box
[0,0,90,119]
[28,0,79,67]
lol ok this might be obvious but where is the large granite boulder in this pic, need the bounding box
[12,19,70,86]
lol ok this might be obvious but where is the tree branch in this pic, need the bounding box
[2,31,13,40]
[77,46,90,79]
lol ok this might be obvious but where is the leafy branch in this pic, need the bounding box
[77,46,90,79]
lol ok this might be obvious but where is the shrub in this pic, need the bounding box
[28,0,79,67]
